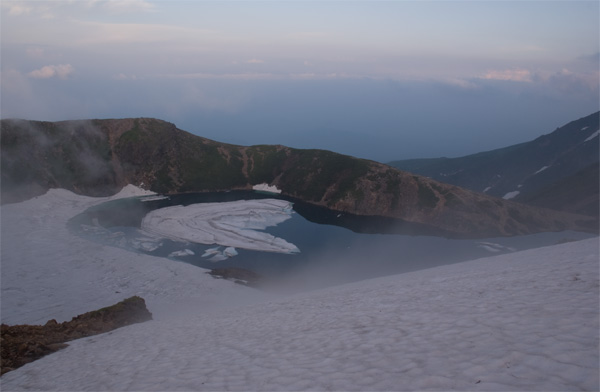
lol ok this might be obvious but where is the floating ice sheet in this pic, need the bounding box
[141,199,300,254]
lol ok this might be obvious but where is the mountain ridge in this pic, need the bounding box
[1,117,596,238]
[388,112,599,217]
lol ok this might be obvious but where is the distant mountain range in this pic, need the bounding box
[388,112,599,217]
[1,117,597,238]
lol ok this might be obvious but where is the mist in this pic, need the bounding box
[257,227,596,294]
[0,119,118,203]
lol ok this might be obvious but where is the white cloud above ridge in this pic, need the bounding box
[2,0,155,18]
[159,71,361,81]
[5,3,32,16]
[480,68,532,82]
[2,0,598,143]
[3,1,597,87]
[96,0,155,14]
[28,64,74,79]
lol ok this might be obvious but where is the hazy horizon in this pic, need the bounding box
[1,1,598,161]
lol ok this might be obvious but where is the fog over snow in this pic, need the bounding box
[1,186,598,391]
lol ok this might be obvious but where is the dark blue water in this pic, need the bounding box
[68,191,596,287]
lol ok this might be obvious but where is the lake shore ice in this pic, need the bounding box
[140,199,300,254]
[252,183,282,194]
[0,185,598,391]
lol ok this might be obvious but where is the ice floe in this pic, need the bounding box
[224,246,238,257]
[477,241,517,253]
[141,199,299,254]
[168,249,195,257]
[200,246,238,261]
[139,195,170,202]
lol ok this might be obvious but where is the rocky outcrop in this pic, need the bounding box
[208,268,262,287]
[1,117,597,237]
[0,296,152,375]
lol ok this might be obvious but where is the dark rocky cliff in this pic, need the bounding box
[1,118,596,238]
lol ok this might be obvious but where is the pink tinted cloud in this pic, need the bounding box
[28,64,74,79]
[481,68,532,82]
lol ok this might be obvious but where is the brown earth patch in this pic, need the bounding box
[1,296,152,375]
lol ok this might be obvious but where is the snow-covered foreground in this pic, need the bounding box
[1,187,599,391]
[0,186,272,326]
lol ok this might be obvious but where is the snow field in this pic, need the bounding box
[1,186,598,391]
[0,187,271,325]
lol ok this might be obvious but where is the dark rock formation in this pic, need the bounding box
[208,267,262,287]
[0,296,152,375]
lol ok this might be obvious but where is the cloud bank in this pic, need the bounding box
[28,64,74,79]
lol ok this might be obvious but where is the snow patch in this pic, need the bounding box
[581,126,589,131]
[110,184,156,199]
[253,183,282,194]
[584,130,599,142]
[534,165,549,175]
[483,186,492,193]
[502,191,520,200]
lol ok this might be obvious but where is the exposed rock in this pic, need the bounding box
[208,267,262,287]
[0,296,152,375]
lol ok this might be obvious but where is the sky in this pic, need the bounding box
[1,0,599,161]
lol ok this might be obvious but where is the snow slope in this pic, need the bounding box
[1,187,599,391]
[0,186,270,326]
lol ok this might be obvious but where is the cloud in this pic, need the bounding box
[5,3,32,16]
[93,0,155,14]
[2,0,154,21]
[26,47,45,58]
[161,72,354,81]
[246,59,265,64]
[480,68,532,82]
[542,68,599,94]
[577,52,600,66]
[114,73,138,80]
[28,64,74,79]
[285,32,331,43]
[440,78,479,90]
